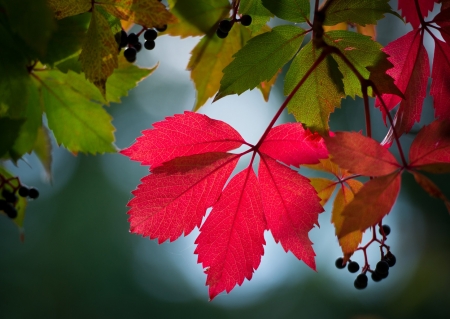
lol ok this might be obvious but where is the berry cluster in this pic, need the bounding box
[335,224,396,290]
[1,174,39,219]
[115,25,167,63]
[216,14,252,38]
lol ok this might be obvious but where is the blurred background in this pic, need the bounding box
[1,2,450,318]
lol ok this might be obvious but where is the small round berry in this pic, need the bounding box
[144,29,157,41]
[347,261,360,273]
[144,40,155,50]
[240,15,252,26]
[371,272,382,282]
[335,257,346,269]
[0,199,7,210]
[5,204,17,219]
[119,31,128,47]
[28,188,39,199]
[354,275,368,290]
[218,19,232,33]
[384,252,396,267]
[18,186,29,197]
[216,29,228,39]
[2,189,17,203]
[375,260,389,275]
[134,42,142,52]
[379,224,391,236]
[379,270,389,279]
[127,32,139,45]
[155,24,167,32]
[124,47,137,62]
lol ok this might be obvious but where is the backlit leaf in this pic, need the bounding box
[309,178,337,206]
[120,111,245,168]
[430,39,450,119]
[262,0,309,23]
[338,172,401,237]
[239,0,273,33]
[398,0,437,28]
[47,0,91,20]
[216,25,305,101]
[0,118,25,158]
[325,132,400,176]
[33,126,53,179]
[412,171,450,212]
[285,42,344,135]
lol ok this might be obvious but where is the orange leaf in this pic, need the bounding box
[356,24,376,40]
[332,180,364,262]
[338,171,402,237]
[309,177,337,206]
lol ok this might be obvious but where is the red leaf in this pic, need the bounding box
[412,171,450,212]
[259,155,323,270]
[120,111,245,168]
[338,172,402,238]
[375,31,429,143]
[325,132,400,176]
[409,119,450,172]
[128,152,239,243]
[195,168,266,300]
[258,123,328,167]
[398,0,437,28]
[432,7,450,44]
[431,39,450,119]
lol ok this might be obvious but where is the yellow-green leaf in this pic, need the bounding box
[47,0,91,20]
[33,126,53,179]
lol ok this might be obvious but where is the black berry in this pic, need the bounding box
[134,42,142,52]
[218,20,232,33]
[347,261,360,273]
[216,29,228,39]
[0,199,7,211]
[124,47,137,62]
[371,272,382,282]
[379,270,389,279]
[4,204,17,219]
[155,24,167,32]
[335,257,346,269]
[240,15,252,26]
[18,186,29,197]
[2,189,16,203]
[115,30,128,48]
[379,224,391,236]
[375,260,389,275]
[384,252,396,267]
[354,274,368,289]
[144,40,155,50]
[127,32,139,45]
[28,187,39,199]
[144,29,157,41]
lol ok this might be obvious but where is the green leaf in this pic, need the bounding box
[55,55,83,74]
[0,118,25,158]
[0,166,27,231]
[284,41,344,135]
[79,8,119,96]
[1,0,56,57]
[47,0,91,20]
[9,82,43,160]
[325,31,384,98]
[239,0,273,33]
[38,70,117,154]
[188,24,251,111]
[215,25,305,101]
[33,126,53,179]
[166,0,230,37]
[261,0,309,23]
[41,13,90,65]
[323,0,401,26]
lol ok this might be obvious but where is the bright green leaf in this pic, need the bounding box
[38,70,116,154]
[239,0,273,33]
[166,0,230,37]
[323,0,401,26]
[284,41,344,135]
[262,0,309,23]
[216,25,305,101]
[55,55,83,74]
[188,25,251,111]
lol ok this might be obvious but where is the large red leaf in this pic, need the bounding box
[120,111,245,168]
[325,132,400,176]
[430,39,450,119]
[195,168,266,300]
[412,171,450,212]
[433,7,450,44]
[259,155,323,270]
[409,119,450,173]
[128,152,239,243]
[376,30,429,143]
[338,172,402,238]
[398,0,437,28]
[258,123,328,167]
